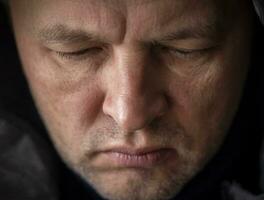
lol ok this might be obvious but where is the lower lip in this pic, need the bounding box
[104,149,174,168]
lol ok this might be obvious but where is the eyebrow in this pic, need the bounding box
[158,20,228,42]
[38,19,227,45]
[38,24,104,44]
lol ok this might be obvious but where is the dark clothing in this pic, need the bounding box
[1,2,264,200]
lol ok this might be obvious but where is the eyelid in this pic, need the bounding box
[54,46,104,60]
[171,46,215,54]
[56,48,92,55]
[156,44,214,54]
[156,44,218,61]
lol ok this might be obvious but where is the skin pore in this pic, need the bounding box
[10,0,253,200]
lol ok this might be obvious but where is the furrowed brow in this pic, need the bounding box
[38,24,103,44]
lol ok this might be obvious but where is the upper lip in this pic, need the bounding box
[101,146,173,155]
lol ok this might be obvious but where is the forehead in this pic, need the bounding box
[11,0,238,42]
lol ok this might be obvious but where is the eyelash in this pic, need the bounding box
[157,45,214,59]
[55,47,103,60]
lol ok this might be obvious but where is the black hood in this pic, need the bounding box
[253,0,264,25]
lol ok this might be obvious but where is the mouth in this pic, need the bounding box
[98,147,175,168]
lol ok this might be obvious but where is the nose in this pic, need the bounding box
[102,45,168,132]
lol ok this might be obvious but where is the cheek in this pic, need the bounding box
[18,37,103,125]
[167,53,248,152]
[30,72,104,130]
[27,70,105,162]
[18,42,105,153]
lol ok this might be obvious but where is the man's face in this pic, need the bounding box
[10,0,252,200]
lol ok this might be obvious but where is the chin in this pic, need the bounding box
[73,160,201,200]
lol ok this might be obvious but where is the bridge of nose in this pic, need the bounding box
[102,44,168,132]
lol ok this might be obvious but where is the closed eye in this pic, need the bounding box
[157,45,216,59]
[54,47,103,60]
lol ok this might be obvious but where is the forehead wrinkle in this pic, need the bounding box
[33,0,245,45]
[124,0,182,41]
[35,5,127,45]
[155,0,239,42]
[37,24,102,44]
[122,0,233,42]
